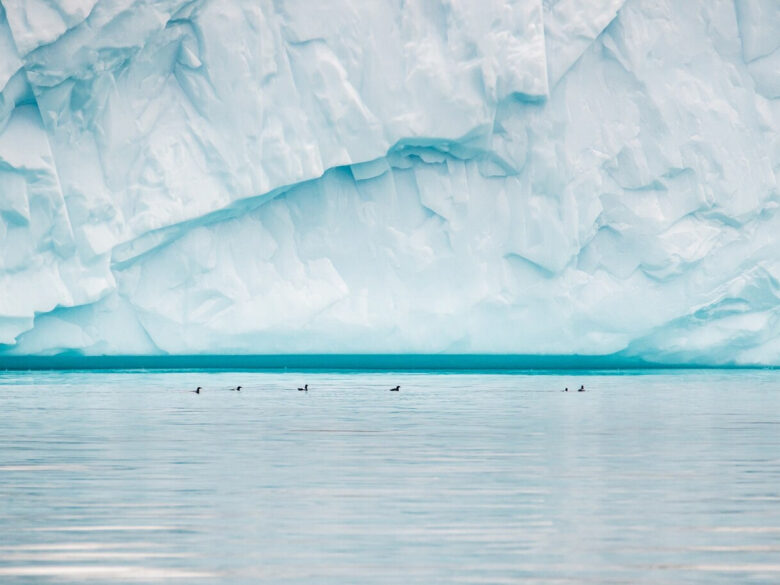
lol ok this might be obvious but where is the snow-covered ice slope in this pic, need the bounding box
[0,0,778,364]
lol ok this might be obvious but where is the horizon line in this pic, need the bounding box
[0,354,775,372]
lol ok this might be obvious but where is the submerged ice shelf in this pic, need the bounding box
[0,0,779,364]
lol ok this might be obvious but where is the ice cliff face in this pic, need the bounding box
[0,0,779,364]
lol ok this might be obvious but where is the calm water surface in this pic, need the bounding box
[1,370,779,583]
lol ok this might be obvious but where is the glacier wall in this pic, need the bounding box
[0,0,779,364]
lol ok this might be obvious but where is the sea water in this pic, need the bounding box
[0,369,778,584]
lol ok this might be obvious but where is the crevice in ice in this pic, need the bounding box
[543,0,627,88]
[507,91,547,105]
[504,253,556,279]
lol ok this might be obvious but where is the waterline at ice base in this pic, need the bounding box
[1,0,779,365]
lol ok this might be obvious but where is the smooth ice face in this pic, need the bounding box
[0,0,778,365]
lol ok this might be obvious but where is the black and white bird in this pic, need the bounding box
[231,386,242,391]
[298,384,308,392]
[193,387,202,394]
[390,385,400,392]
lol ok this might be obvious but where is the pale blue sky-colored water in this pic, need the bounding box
[0,370,779,583]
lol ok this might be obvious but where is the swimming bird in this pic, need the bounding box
[390,385,400,391]
[193,387,202,394]
[231,386,242,391]
[578,385,585,392]
[298,384,308,392]
[563,387,569,392]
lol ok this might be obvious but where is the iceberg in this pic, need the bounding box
[0,0,778,365]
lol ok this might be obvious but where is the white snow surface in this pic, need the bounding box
[0,0,779,364]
